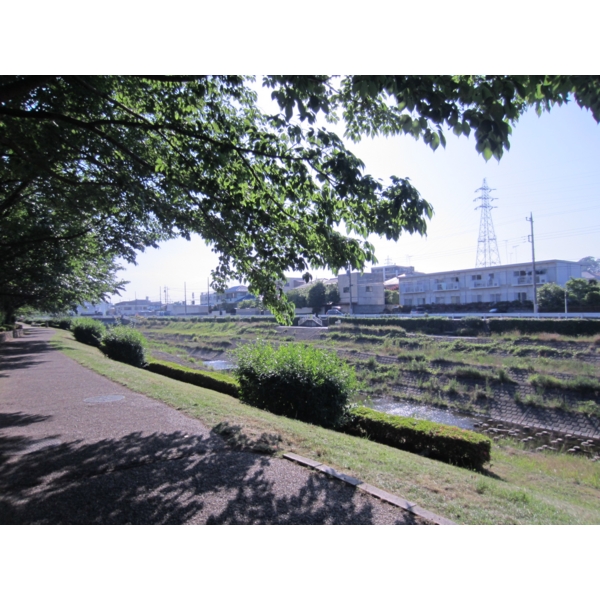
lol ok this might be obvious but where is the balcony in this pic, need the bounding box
[512,277,547,286]
[470,280,500,289]
[433,282,460,291]
[402,286,427,294]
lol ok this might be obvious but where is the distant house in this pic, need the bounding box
[281,277,306,291]
[224,285,252,303]
[338,272,385,314]
[165,303,209,315]
[113,298,162,315]
[76,301,114,316]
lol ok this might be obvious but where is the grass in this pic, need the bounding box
[50,328,600,525]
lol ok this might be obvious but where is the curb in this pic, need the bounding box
[283,452,456,525]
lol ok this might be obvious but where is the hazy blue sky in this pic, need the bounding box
[112,83,600,304]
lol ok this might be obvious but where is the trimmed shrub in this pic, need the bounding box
[59,317,73,330]
[71,317,106,347]
[233,341,358,428]
[100,326,147,367]
[145,360,240,397]
[344,407,491,470]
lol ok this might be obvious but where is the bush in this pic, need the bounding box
[71,317,106,347]
[100,326,147,367]
[344,407,491,470]
[59,317,73,330]
[233,341,358,428]
[145,360,240,397]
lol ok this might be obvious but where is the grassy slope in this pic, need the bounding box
[51,329,600,525]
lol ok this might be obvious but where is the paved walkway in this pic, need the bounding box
[0,328,425,524]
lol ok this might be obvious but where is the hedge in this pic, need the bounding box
[71,317,106,347]
[337,316,600,337]
[487,318,600,336]
[343,406,491,470]
[145,360,240,398]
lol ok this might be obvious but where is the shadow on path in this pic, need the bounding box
[0,333,54,375]
[0,431,416,525]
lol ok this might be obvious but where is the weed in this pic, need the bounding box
[443,379,460,395]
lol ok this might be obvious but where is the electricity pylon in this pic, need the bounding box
[474,178,501,267]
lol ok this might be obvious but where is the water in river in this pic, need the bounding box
[370,397,476,430]
[203,360,234,371]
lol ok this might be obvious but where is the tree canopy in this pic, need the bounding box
[537,278,600,312]
[2,75,599,323]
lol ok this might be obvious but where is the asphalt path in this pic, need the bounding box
[0,327,425,524]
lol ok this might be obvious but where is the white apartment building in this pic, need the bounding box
[399,259,582,307]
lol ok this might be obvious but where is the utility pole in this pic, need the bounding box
[565,287,568,316]
[526,213,538,314]
[184,282,187,315]
[159,287,162,305]
[347,268,353,315]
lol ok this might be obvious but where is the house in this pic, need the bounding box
[337,272,385,314]
[398,259,583,307]
[113,298,162,315]
[75,301,114,316]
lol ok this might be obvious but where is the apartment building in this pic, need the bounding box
[399,259,582,307]
[370,264,415,280]
[338,272,385,313]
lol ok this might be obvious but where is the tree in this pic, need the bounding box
[308,281,327,314]
[537,283,565,312]
[325,283,340,305]
[2,76,599,324]
[385,290,400,305]
[566,278,600,309]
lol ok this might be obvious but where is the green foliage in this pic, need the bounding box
[343,406,491,470]
[308,281,327,313]
[385,289,399,304]
[71,317,106,348]
[488,318,600,337]
[238,299,258,309]
[146,360,240,397]
[325,283,340,305]
[100,326,148,368]
[528,373,600,394]
[538,279,600,312]
[58,317,73,330]
[537,283,566,312]
[233,341,358,428]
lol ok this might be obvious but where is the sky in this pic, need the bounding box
[111,86,600,304]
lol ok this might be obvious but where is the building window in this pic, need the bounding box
[491,293,501,302]
[365,286,372,292]
[405,299,413,306]
[451,296,460,304]
[435,297,445,304]
[516,292,527,301]
[472,275,482,280]
[343,287,349,293]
